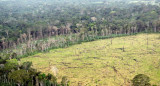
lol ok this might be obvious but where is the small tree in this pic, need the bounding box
[132,74,151,86]
[8,70,30,86]
[46,73,57,86]
[38,73,46,86]
[4,59,19,72]
[28,69,39,86]
[61,76,70,86]
[21,61,32,71]
[11,53,17,59]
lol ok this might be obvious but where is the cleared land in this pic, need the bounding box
[21,34,160,86]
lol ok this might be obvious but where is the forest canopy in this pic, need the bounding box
[0,0,160,54]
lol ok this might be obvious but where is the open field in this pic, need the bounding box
[21,33,160,86]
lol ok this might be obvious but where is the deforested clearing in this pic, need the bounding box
[21,34,160,86]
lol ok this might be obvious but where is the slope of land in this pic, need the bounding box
[21,33,160,86]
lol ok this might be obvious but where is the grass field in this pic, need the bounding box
[21,33,160,86]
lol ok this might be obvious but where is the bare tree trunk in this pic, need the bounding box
[17,83,20,86]
[36,77,39,86]
[9,54,12,60]
[40,82,43,86]
[28,28,31,42]
[101,29,104,36]
[20,34,23,43]
[154,27,157,32]
[39,28,43,39]
[123,45,125,52]
[105,29,108,36]
[111,37,112,45]
[147,34,149,49]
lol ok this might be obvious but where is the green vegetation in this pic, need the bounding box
[0,58,69,86]
[132,74,151,86]
[21,34,160,86]
[0,0,160,86]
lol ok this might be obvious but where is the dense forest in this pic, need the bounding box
[0,0,160,56]
[0,0,160,86]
